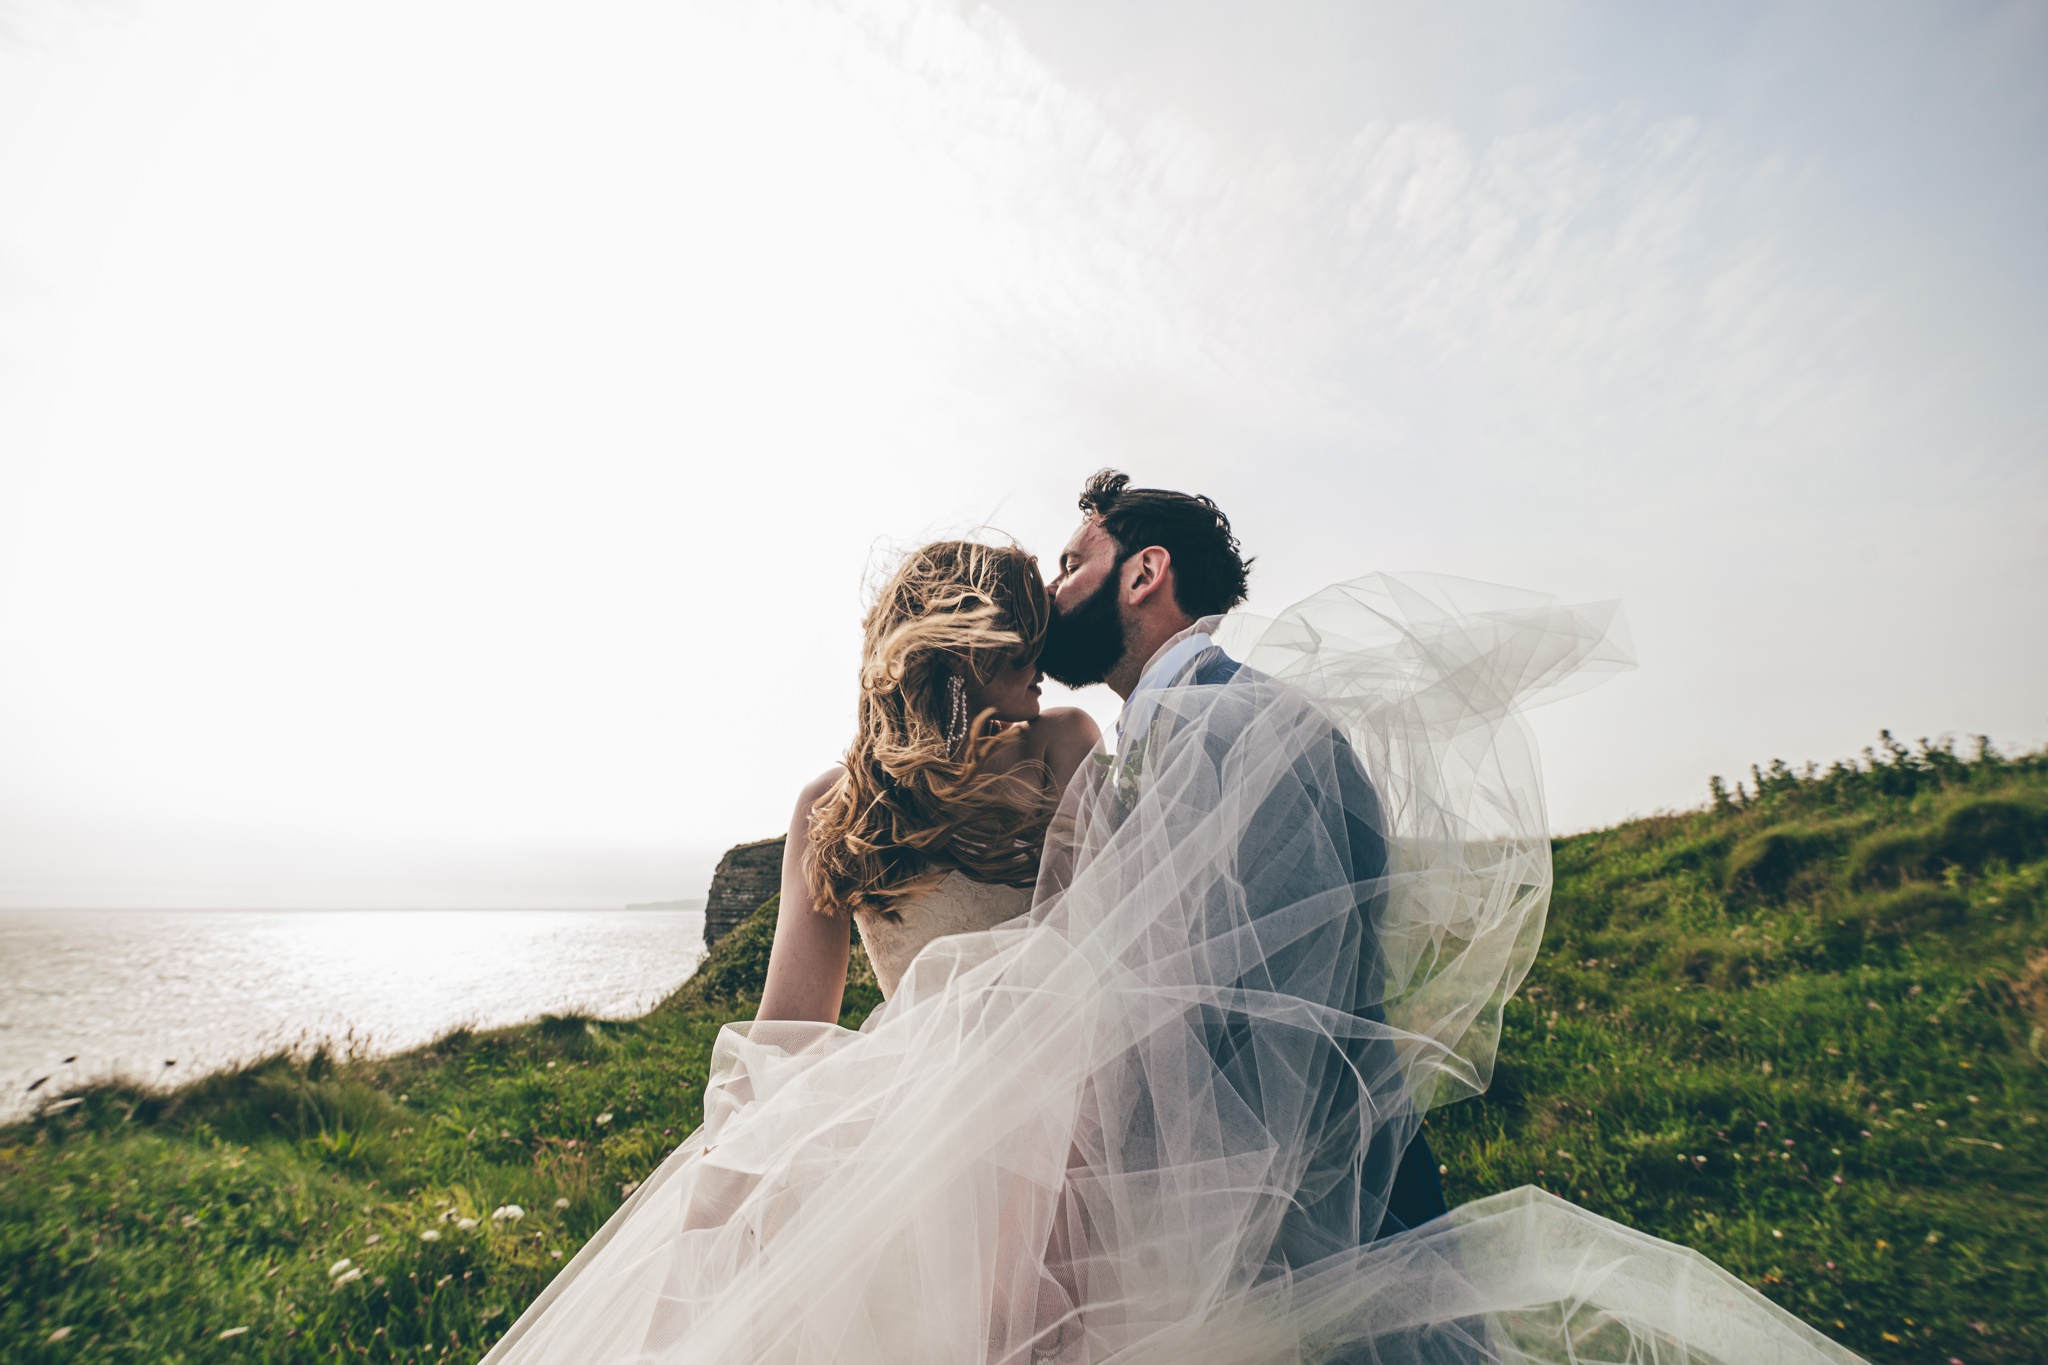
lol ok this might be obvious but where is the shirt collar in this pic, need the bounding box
[1116,629,1214,744]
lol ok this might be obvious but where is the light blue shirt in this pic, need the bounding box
[1116,630,1214,751]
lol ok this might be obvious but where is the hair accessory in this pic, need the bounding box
[944,674,970,753]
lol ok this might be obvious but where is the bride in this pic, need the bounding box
[484,483,1863,1364]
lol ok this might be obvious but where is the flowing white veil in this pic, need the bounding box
[482,574,1862,1365]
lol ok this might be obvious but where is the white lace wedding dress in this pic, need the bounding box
[483,574,1863,1365]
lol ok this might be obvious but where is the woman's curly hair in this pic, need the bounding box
[805,540,1056,920]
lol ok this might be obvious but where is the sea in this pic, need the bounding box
[0,907,706,1123]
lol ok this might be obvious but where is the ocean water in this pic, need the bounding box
[0,908,705,1123]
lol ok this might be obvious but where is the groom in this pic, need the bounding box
[1037,469,1450,1270]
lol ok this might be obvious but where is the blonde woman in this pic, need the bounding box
[758,539,1100,1023]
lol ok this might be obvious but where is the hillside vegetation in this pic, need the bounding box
[3,735,2044,1364]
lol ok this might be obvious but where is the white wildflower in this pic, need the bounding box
[327,1258,355,1279]
[217,1326,249,1340]
[419,1229,441,1242]
[48,1327,72,1343]
[332,1267,365,1288]
[456,1217,479,1232]
[492,1204,526,1223]
[620,1180,641,1198]
[596,1112,613,1126]
[553,1197,570,1209]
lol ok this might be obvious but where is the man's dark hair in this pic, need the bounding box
[1078,469,1251,618]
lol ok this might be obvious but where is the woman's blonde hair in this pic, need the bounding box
[806,540,1055,919]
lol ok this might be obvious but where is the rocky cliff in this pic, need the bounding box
[703,835,786,949]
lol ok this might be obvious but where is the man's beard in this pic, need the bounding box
[1039,570,1128,688]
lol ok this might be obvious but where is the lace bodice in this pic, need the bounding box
[853,872,1033,999]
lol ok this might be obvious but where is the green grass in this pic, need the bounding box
[0,897,876,1365]
[1427,735,2048,1364]
[4,733,2044,1363]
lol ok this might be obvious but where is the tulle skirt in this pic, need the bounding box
[483,575,1862,1365]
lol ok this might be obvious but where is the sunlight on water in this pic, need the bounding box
[0,909,704,1121]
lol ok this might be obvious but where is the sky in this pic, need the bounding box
[0,0,2042,909]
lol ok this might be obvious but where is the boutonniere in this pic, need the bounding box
[1109,730,1154,807]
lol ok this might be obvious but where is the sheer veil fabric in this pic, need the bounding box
[483,574,1863,1365]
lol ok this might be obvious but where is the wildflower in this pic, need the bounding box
[1438,1164,1448,1176]
[554,1197,570,1209]
[218,1327,249,1340]
[492,1204,526,1223]
[550,1249,564,1259]
[327,1258,355,1279]
[420,1229,441,1242]
[597,1112,614,1126]
[1825,1261,1836,1270]
[1782,1139,1794,1147]
[1832,1175,1844,1185]
[1771,1229,1783,1239]
[332,1267,365,1288]
[1861,1130,1872,1138]
[48,1327,72,1343]
[1967,1094,1978,1103]
[180,1214,199,1228]
[1936,1118,1949,1128]
[398,1093,408,1103]
[364,1233,381,1246]
[620,1180,641,1198]
[547,1061,557,1069]
[1757,1121,1769,1129]
[456,1217,479,1232]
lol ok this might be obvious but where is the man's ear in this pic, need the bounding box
[1122,546,1175,609]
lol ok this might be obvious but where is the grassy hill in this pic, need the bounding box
[3,734,2043,1364]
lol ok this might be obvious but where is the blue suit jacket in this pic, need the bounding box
[1181,648,1448,1265]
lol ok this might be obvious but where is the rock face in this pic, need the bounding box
[704,836,786,950]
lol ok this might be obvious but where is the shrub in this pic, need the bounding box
[1934,797,2048,871]
[1724,824,1835,901]
[1837,884,1971,939]
[1654,832,1732,879]
[1667,935,1775,989]
[1847,828,1929,888]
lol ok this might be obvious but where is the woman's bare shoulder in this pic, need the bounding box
[1024,707,1102,784]
[1031,707,1102,746]
[794,765,848,819]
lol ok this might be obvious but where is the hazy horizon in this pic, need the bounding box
[2,0,2042,909]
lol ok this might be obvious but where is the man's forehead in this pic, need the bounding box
[1065,518,1110,557]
